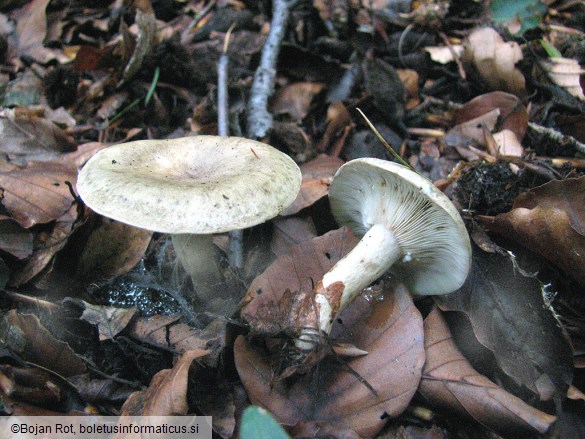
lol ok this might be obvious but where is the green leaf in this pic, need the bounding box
[240,406,290,439]
[490,0,547,34]
[539,39,562,58]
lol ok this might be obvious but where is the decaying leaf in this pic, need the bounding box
[0,160,78,229]
[75,218,152,284]
[0,310,86,377]
[436,246,573,403]
[271,82,325,121]
[477,176,585,287]
[10,201,82,287]
[127,315,226,368]
[419,307,557,436]
[80,302,138,341]
[453,92,528,142]
[280,154,344,216]
[0,108,77,165]
[120,349,208,416]
[0,219,33,259]
[235,283,425,438]
[425,44,464,64]
[119,0,158,86]
[464,27,526,97]
[11,0,68,64]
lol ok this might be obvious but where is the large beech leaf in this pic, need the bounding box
[477,176,585,287]
[236,281,425,438]
[240,227,360,335]
[436,246,573,403]
[420,307,556,436]
[120,349,208,416]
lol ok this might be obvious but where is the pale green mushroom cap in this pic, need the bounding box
[328,158,472,296]
[77,136,302,234]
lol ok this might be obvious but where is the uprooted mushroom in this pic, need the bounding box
[296,158,472,351]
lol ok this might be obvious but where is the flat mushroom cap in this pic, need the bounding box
[329,158,471,295]
[77,136,302,234]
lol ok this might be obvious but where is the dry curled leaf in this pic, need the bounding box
[235,283,425,438]
[477,177,585,287]
[419,307,556,436]
[11,0,68,64]
[119,349,209,416]
[80,302,138,341]
[119,0,157,86]
[464,27,526,97]
[127,315,226,368]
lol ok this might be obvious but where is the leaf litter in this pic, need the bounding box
[0,0,584,437]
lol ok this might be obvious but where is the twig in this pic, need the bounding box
[246,0,298,139]
[217,25,244,269]
[182,0,217,42]
[528,122,585,155]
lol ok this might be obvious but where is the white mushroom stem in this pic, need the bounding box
[171,234,224,306]
[295,223,400,351]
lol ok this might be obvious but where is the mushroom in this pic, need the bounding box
[296,158,471,350]
[77,136,301,311]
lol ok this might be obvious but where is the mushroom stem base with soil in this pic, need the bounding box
[295,223,400,351]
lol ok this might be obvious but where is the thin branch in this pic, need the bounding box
[246,0,297,139]
[217,25,244,269]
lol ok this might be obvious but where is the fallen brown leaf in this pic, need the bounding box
[11,0,69,64]
[120,349,209,416]
[235,283,424,438]
[280,154,344,216]
[0,219,33,259]
[80,302,138,341]
[0,310,86,377]
[477,176,585,287]
[240,227,360,335]
[0,108,77,165]
[75,218,152,284]
[436,246,573,403]
[0,160,78,229]
[464,27,526,97]
[10,202,81,287]
[127,315,226,367]
[419,307,556,436]
[271,82,325,121]
[271,216,317,257]
[453,92,528,142]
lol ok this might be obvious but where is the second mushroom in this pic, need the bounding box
[296,158,472,350]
